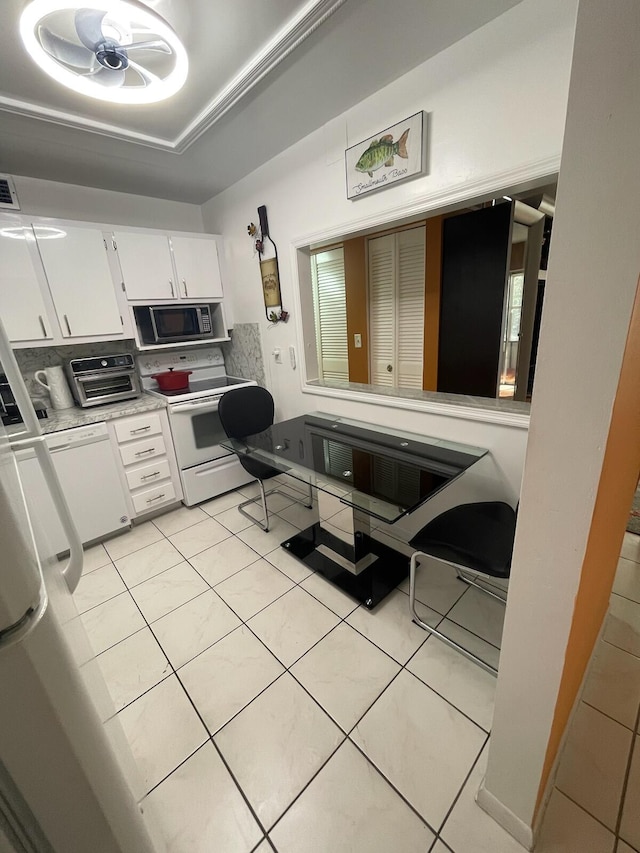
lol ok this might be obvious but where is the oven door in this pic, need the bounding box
[168,396,232,469]
[74,370,140,408]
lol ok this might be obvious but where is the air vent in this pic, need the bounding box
[0,176,20,210]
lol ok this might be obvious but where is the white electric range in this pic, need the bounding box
[138,347,257,506]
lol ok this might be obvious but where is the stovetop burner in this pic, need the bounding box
[157,375,250,397]
[138,346,257,404]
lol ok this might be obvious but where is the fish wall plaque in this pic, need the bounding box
[345,112,426,200]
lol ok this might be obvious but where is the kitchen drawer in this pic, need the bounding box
[126,459,171,490]
[119,434,166,466]
[114,412,162,444]
[131,481,176,515]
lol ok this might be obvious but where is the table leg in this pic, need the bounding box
[281,494,408,609]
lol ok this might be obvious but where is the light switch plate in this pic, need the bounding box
[354,333,362,348]
[273,349,282,364]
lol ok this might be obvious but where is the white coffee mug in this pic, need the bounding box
[34,367,75,410]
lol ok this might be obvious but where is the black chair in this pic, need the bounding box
[408,501,517,675]
[218,386,312,532]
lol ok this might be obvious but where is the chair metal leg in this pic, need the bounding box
[237,479,270,532]
[409,552,499,676]
[455,569,507,603]
[236,478,314,533]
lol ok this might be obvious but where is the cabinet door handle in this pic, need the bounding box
[140,470,160,481]
[169,279,175,297]
[112,237,117,251]
[146,493,165,504]
[38,315,47,338]
[135,447,155,457]
[183,279,188,297]
[64,314,72,335]
[131,425,151,434]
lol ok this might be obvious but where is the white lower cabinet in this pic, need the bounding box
[109,408,183,519]
[16,423,130,554]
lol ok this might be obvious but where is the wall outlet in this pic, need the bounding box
[354,333,362,348]
[273,348,282,364]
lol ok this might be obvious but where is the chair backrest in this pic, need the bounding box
[218,386,275,439]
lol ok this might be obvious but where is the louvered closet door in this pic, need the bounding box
[397,228,426,388]
[368,227,425,389]
[313,248,348,381]
[368,234,395,385]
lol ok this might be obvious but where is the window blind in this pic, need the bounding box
[311,248,348,381]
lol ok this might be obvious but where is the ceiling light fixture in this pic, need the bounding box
[19,0,188,105]
[0,226,67,240]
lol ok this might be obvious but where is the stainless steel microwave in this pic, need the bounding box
[133,305,214,345]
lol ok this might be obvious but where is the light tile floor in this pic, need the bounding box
[75,487,640,853]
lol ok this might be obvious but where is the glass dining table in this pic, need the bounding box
[221,412,488,609]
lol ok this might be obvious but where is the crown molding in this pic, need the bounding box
[0,0,347,154]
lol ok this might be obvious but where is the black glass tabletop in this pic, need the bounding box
[221,412,487,524]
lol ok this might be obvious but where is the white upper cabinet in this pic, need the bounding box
[114,231,175,300]
[0,226,53,342]
[170,235,223,300]
[35,226,123,339]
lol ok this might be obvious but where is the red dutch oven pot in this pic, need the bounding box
[151,367,192,391]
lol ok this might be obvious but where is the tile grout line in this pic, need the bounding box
[108,549,272,846]
[433,731,491,842]
[581,699,639,734]
[613,700,640,844]
[547,787,618,842]
[83,503,503,847]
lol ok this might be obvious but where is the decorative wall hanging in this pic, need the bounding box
[345,111,425,200]
[247,205,288,323]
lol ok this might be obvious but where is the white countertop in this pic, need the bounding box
[37,393,166,434]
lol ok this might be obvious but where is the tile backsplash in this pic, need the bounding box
[221,323,266,387]
[14,340,135,406]
[13,324,265,408]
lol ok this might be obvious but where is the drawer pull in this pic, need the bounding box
[135,447,155,457]
[141,470,161,481]
[146,493,165,504]
[131,425,151,434]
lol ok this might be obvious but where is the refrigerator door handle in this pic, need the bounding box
[11,436,84,594]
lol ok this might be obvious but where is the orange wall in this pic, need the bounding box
[535,275,640,815]
[343,236,369,384]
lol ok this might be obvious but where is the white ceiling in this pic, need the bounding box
[0,0,523,203]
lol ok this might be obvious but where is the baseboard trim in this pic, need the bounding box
[476,780,534,850]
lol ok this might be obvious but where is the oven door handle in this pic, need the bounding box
[171,399,221,413]
[75,369,136,383]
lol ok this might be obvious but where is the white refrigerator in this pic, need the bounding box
[0,321,163,853]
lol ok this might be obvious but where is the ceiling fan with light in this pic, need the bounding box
[19,0,189,104]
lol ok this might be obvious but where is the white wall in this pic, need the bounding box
[201,0,577,498]
[482,0,640,842]
[12,175,204,232]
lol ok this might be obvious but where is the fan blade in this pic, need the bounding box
[126,40,171,54]
[38,26,96,69]
[75,9,106,49]
[128,60,160,86]
[84,65,126,88]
